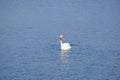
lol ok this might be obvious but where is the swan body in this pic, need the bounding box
[60,35,71,50]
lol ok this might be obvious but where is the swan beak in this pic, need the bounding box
[60,37,64,40]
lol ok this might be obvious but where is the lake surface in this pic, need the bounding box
[0,0,120,80]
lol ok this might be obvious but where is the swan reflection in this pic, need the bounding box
[60,50,70,63]
[60,50,69,60]
[60,50,70,71]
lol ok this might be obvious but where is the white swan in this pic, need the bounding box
[60,35,71,50]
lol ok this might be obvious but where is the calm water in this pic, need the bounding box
[0,0,120,80]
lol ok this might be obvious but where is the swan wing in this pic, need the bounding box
[62,43,71,50]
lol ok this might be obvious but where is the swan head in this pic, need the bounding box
[60,35,64,40]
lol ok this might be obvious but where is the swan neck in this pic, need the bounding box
[60,40,63,50]
[60,40,63,45]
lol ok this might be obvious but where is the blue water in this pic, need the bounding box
[0,0,120,80]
